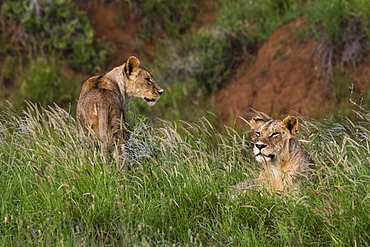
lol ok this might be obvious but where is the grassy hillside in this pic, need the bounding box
[0,102,369,245]
[0,1,369,245]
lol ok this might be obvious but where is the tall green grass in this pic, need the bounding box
[0,102,369,245]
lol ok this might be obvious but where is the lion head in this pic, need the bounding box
[123,56,163,106]
[232,114,313,190]
[250,115,299,166]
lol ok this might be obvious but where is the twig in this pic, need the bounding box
[349,84,370,114]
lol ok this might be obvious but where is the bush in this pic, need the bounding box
[156,27,249,97]
[132,0,195,39]
[1,0,109,72]
[187,29,245,93]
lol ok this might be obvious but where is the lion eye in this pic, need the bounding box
[146,78,153,85]
[255,132,260,137]
[270,132,280,137]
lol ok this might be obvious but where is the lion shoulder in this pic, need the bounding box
[79,73,120,97]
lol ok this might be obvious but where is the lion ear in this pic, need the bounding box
[249,116,265,130]
[281,116,299,136]
[126,56,140,76]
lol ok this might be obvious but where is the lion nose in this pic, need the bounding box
[158,89,164,95]
[255,143,267,150]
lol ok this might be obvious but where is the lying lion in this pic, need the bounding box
[76,56,163,156]
[234,115,314,190]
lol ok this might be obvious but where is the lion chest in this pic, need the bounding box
[259,159,298,189]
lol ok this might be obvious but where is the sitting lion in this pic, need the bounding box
[234,115,314,190]
[76,56,163,156]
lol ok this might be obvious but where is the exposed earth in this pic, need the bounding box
[74,1,156,68]
[76,2,370,127]
[213,17,370,127]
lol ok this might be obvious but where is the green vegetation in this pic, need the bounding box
[1,0,109,72]
[0,0,369,243]
[135,0,196,39]
[156,28,247,96]
[304,0,370,43]
[304,0,370,77]
[0,55,85,112]
[217,0,300,42]
[0,102,369,245]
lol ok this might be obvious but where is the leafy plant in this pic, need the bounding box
[131,0,195,39]
[186,29,244,93]
[156,27,249,97]
[1,0,109,72]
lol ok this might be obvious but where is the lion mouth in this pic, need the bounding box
[256,153,275,160]
[144,97,159,106]
[144,97,156,102]
[266,154,275,159]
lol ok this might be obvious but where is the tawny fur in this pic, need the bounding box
[234,115,313,190]
[76,56,163,156]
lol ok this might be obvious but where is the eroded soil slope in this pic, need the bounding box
[74,1,156,68]
[213,17,370,127]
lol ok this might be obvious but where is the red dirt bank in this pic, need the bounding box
[212,17,370,127]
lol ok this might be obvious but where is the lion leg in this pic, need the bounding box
[108,108,129,169]
[96,103,110,157]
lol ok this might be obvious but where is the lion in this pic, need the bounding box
[76,56,163,156]
[233,115,314,191]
